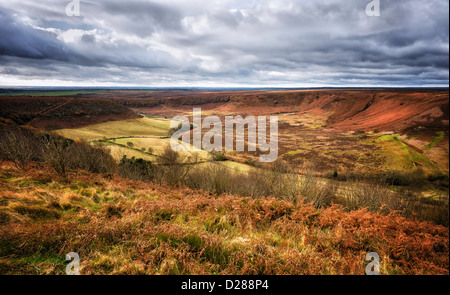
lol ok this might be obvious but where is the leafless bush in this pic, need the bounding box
[184,163,269,197]
[342,179,401,213]
[40,136,72,177]
[155,144,189,186]
[184,164,211,190]
[40,136,116,177]
[67,140,116,174]
[238,168,273,198]
[183,161,327,201]
[296,168,337,207]
[269,159,291,174]
[397,189,449,226]
[203,164,234,194]
[0,126,40,169]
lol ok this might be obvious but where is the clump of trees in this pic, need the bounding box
[0,126,40,169]
[118,156,154,181]
[0,125,115,176]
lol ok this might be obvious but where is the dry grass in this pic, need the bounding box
[0,160,448,275]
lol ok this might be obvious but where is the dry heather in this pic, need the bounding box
[0,160,448,275]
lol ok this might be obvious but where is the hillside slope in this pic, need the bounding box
[131,89,448,174]
[147,89,448,134]
[0,97,140,130]
[0,160,448,275]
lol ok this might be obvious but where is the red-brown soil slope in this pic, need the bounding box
[128,89,448,135]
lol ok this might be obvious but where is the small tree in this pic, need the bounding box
[0,127,39,170]
[41,137,72,177]
[167,123,183,137]
[156,144,188,186]
[211,151,227,161]
[118,156,154,181]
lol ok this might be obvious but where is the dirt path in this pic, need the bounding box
[27,97,75,126]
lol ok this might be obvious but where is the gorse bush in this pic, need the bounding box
[118,156,155,181]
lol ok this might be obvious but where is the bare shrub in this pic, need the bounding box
[269,159,290,174]
[184,164,211,191]
[184,164,270,197]
[398,189,449,226]
[183,159,336,204]
[40,136,73,177]
[237,168,273,198]
[342,179,401,213]
[0,126,40,169]
[155,144,188,186]
[40,136,116,177]
[67,140,116,174]
[297,168,337,208]
[202,164,234,194]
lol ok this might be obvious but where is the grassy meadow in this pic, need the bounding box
[58,117,171,140]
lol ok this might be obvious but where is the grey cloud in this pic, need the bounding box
[100,0,183,36]
[0,0,448,87]
[0,9,71,60]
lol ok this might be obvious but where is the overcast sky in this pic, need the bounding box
[0,0,448,87]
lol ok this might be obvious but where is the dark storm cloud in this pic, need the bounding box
[0,9,71,60]
[0,0,448,86]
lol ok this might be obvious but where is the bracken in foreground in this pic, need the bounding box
[0,160,448,275]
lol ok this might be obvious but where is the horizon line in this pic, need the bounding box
[1,85,449,90]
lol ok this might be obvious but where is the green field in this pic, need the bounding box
[107,137,212,162]
[368,134,439,172]
[0,90,110,97]
[56,117,255,171]
[58,117,171,141]
[427,131,446,150]
[196,159,255,173]
[107,145,158,162]
[0,89,156,97]
[58,117,175,160]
